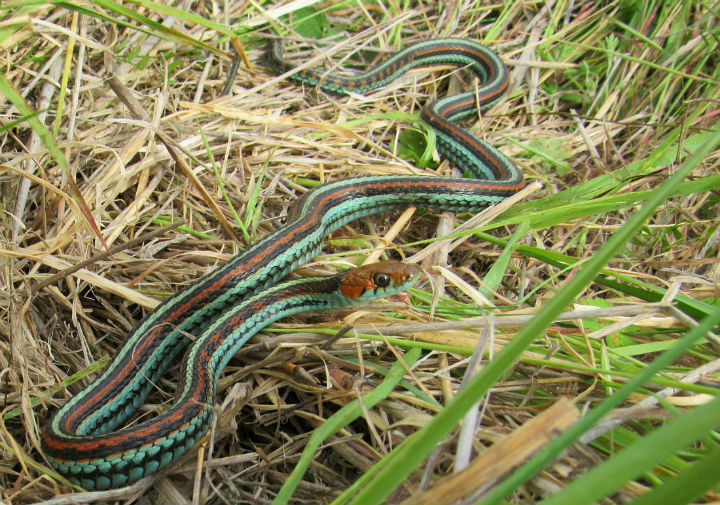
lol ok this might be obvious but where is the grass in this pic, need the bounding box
[1,0,719,503]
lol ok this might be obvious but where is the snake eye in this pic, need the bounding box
[373,272,391,288]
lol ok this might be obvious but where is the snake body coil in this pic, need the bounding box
[42,38,523,489]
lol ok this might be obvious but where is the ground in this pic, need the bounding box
[1,1,719,504]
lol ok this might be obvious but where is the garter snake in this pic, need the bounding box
[42,38,524,489]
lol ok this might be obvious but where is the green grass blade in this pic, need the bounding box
[272,348,423,505]
[201,132,250,243]
[491,126,714,228]
[9,0,227,56]
[479,221,530,298]
[477,309,720,504]
[125,0,240,38]
[491,173,720,231]
[627,443,720,505]
[341,125,720,505]
[541,378,720,505]
[474,234,718,320]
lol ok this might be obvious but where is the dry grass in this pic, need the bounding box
[1,1,719,504]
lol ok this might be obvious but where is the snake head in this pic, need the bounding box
[338,261,421,300]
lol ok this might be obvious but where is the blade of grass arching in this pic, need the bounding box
[12,0,227,57]
[627,443,720,505]
[611,339,701,357]
[489,173,720,231]
[555,251,716,320]
[87,0,229,56]
[479,221,530,299]
[612,19,664,52]
[503,136,571,175]
[493,124,712,225]
[339,125,720,505]
[125,0,239,38]
[0,74,112,255]
[481,308,720,505]
[596,276,714,321]
[272,347,423,505]
[539,372,720,505]
[475,233,718,320]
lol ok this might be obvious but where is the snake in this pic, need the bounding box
[42,38,524,490]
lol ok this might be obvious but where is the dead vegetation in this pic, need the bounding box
[1,1,719,504]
